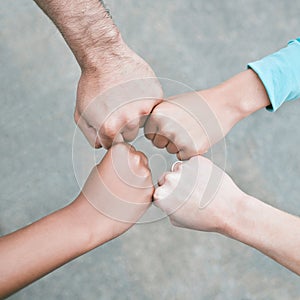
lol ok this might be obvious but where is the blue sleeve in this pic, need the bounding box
[248,38,300,111]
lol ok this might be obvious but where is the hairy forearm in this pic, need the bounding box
[0,195,108,298]
[33,0,123,70]
[225,194,300,275]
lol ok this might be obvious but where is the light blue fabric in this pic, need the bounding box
[248,38,300,111]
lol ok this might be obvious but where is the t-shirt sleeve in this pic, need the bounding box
[248,38,300,111]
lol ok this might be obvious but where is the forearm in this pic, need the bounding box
[224,194,300,274]
[200,69,271,129]
[0,195,108,298]
[33,0,124,70]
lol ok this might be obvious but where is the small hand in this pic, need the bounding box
[144,91,231,160]
[81,143,154,239]
[153,156,244,233]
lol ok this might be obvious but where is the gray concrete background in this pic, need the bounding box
[1,0,300,299]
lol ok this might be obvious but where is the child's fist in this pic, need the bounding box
[82,143,154,228]
[154,156,244,233]
[144,91,226,160]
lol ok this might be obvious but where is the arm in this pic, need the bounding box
[145,69,270,160]
[226,193,300,274]
[145,37,300,160]
[0,144,153,298]
[33,0,119,70]
[34,0,162,148]
[0,196,106,298]
[154,156,300,274]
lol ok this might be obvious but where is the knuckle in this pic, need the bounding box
[137,151,148,162]
[153,187,163,201]
[131,152,142,166]
[140,103,154,115]
[125,118,139,130]
[164,172,177,183]
[160,126,175,140]
[110,142,131,154]
[100,121,118,137]
[197,142,209,154]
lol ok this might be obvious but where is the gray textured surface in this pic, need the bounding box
[1,0,300,299]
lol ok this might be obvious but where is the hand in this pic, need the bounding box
[79,143,154,241]
[145,91,221,160]
[153,156,244,233]
[145,70,270,160]
[75,40,163,149]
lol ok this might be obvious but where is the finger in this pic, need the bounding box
[135,150,149,167]
[153,133,169,149]
[166,141,179,154]
[139,115,148,128]
[101,132,124,149]
[98,116,122,148]
[144,116,157,140]
[153,186,175,212]
[171,161,183,172]
[122,119,140,142]
[176,149,190,161]
[78,118,101,148]
[158,171,170,186]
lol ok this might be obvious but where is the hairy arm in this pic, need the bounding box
[34,0,162,148]
[34,0,121,70]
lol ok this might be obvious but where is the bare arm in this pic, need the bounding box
[0,144,153,298]
[226,194,300,274]
[154,156,300,275]
[34,0,162,148]
[33,0,120,70]
[0,196,105,298]
[145,69,270,160]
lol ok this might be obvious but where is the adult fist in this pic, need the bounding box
[82,143,154,233]
[75,42,162,149]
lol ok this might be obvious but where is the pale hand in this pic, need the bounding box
[153,156,244,233]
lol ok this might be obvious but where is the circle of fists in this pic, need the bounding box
[76,77,238,232]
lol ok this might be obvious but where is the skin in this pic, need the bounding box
[0,144,153,298]
[34,0,163,148]
[154,156,300,275]
[145,69,271,160]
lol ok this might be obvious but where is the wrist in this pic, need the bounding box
[201,70,271,130]
[218,192,251,238]
[219,69,270,119]
[80,31,126,73]
[220,192,268,249]
[66,194,114,252]
[212,190,249,236]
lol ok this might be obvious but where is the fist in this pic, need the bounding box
[144,92,225,160]
[75,45,162,149]
[153,156,244,233]
[82,143,154,229]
